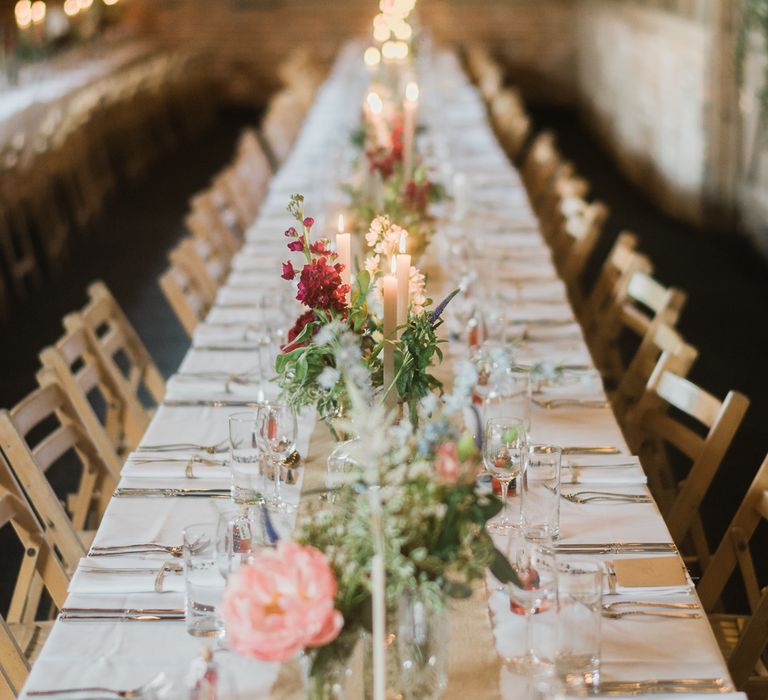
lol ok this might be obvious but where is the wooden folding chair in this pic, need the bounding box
[189,192,242,258]
[553,200,609,307]
[489,88,531,162]
[0,450,78,697]
[521,131,562,211]
[159,251,214,338]
[590,270,688,386]
[38,325,132,468]
[579,232,651,327]
[537,166,589,243]
[698,455,768,699]
[0,196,41,299]
[261,90,304,168]
[611,322,698,425]
[0,374,117,540]
[625,364,749,571]
[61,281,165,446]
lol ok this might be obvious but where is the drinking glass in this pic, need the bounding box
[482,367,531,434]
[471,341,512,404]
[183,522,226,638]
[483,417,526,533]
[257,402,298,512]
[228,412,264,505]
[521,445,562,542]
[556,561,602,689]
[506,538,558,671]
[215,506,268,580]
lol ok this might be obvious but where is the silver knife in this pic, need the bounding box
[162,399,263,408]
[114,488,230,498]
[562,447,622,455]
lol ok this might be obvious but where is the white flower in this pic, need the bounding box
[364,254,380,277]
[317,366,340,390]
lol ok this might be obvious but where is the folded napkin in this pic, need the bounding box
[193,323,268,345]
[69,557,185,595]
[165,375,276,401]
[607,556,691,595]
[121,451,230,480]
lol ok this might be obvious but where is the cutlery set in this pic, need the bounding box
[114,487,231,499]
[555,542,677,555]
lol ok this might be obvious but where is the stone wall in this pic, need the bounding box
[574,1,711,224]
[127,0,577,104]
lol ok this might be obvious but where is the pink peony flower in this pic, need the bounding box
[281,261,295,280]
[435,442,461,484]
[220,541,343,662]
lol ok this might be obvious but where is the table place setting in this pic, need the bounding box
[16,20,746,700]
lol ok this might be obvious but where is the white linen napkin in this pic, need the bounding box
[120,452,230,481]
[68,557,185,595]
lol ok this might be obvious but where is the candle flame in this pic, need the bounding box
[405,81,419,103]
[391,256,397,275]
[338,214,345,233]
[367,92,383,115]
[399,232,407,254]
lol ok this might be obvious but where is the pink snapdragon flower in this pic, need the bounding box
[220,541,343,662]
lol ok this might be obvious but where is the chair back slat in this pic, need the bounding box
[655,371,723,427]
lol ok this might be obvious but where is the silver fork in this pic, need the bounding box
[603,600,699,611]
[27,673,167,697]
[560,490,652,504]
[134,438,228,454]
[602,609,702,620]
[533,397,609,409]
[89,536,207,558]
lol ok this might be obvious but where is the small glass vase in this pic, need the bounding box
[300,646,353,700]
[363,591,450,700]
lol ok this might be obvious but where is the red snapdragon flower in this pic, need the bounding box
[281,261,295,280]
[296,257,349,314]
[283,310,316,353]
[303,217,315,228]
[309,240,333,257]
[404,179,432,212]
[287,240,304,253]
[284,227,298,238]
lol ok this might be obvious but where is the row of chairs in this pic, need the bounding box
[0,48,327,697]
[159,49,324,336]
[0,50,217,322]
[466,45,766,699]
[0,281,166,697]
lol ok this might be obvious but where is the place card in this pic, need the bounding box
[612,556,688,589]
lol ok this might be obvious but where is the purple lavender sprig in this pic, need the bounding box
[428,288,460,327]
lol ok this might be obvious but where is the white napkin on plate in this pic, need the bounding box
[165,375,275,400]
[69,557,185,595]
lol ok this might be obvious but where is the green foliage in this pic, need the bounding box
[737,0,768,122]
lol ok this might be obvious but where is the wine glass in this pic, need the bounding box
[506,537,557,672]
[257,402,297,513]
[483,417,526,533]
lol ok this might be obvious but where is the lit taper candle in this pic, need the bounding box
[395,232,410,332]
[382,256,398,408]
[403,81,419,181]
[336,214,351,304]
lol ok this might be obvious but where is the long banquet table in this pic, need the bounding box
[20,42,739,700]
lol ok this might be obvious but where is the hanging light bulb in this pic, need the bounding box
[14,1,33,29]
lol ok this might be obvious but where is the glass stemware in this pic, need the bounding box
[506,538,557,671]
[483,417,526,533]
[257,402,298,513]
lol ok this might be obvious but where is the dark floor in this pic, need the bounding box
[0,106,260,613]
[528,106,768,582]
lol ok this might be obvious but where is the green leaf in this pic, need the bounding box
[490,547,521,587]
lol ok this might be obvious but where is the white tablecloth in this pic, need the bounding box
[19,42,735,699]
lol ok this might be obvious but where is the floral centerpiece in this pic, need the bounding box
[224,328,519,696]
[345,107,446,260]
[275,195,456,433]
